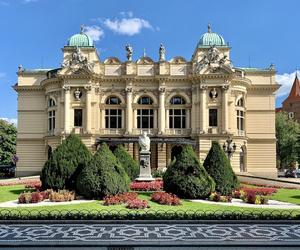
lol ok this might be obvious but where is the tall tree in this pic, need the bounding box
[276,112,300,169]
[0,119,17,165]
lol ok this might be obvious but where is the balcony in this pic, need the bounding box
[165,129,191,136]
[237,130,246,136]
[207,127,219,134]
[132,128,158,135]
[72,127,83,134]
[99,128,125,135]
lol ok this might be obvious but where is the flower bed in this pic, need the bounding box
[232,188,270,205]
[0,179,41,187]
[130,180,163,191]
[126,199,149,209]
[241,181,298,190]
[208,192,232,203]
[18,190,51,204]
[25,182,42,191]
[49,190,75,202]
[150,192,181,205]
[241,190,268,205]
[103,192,149,209]
[103,192,138,205]
[240,186,277,196]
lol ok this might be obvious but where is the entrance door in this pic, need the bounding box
[171,145,183,161]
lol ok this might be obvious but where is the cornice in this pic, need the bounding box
[248,84,280,92]
[13,85,44,92]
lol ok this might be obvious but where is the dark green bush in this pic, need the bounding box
[114,145,139,181]
[76,143,130,199]
[40,134,92,191]
[163,145,215,199]
[203,141,239,195]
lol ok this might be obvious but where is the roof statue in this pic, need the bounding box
[159,43,166,61]
[208,23,212,33]
[125,44,133,61]
[80,24,84,34]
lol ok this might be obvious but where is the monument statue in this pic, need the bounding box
[159,43,166,61]
[138,131,150,152]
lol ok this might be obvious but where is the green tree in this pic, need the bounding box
[76,143,130,199]
[276,112,300,169]
[163,145,215,199]
[114,145,139,181]
[203,141,239,195]
[0,119,17,165]
[40,134,92,190]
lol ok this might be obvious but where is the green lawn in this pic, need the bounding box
[0,185,300,214]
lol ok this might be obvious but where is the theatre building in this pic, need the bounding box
[14,25,279,177]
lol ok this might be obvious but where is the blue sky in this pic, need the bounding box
[0,0,299,123]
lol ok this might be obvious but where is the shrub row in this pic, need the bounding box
[240,186,277,196]
[0,209,299,220]
[150,192,181,205]
[130,180,163,191]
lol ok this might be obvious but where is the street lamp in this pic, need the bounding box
[222,137,237,159]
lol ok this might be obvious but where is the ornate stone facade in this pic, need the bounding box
[14,26,279,177]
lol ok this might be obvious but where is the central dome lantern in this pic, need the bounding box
[197,24,227,48]
[67,25,94,47]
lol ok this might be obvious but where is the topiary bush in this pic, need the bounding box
[113,144,139,181]
[203,141,239,195]
[40,134,92,191]
[163,145,215,199]
[76,143,130,199]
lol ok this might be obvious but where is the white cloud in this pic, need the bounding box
[104,17,152,36]
[0,118,17,125]
[120,11,133,18]
[0,72,6,78]
[84,25,104,42]
[276,71,298,97]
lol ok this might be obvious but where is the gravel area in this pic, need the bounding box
[191,198,300,209]
[0,199,94,208]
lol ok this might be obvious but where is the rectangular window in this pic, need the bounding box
[74,109,83,127]
[237,110,244,131]
[137,109,153,128]
[209,109,218,127]
[48,110,55,131]
[105,109,122,129]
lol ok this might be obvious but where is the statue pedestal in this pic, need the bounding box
[135,151,155,181]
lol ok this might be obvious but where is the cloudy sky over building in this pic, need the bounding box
[0,0,299,123]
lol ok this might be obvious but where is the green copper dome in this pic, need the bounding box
[197,24,227,48]
[67,26,94,47]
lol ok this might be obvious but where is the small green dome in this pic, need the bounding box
[67,26,93,47]
[197,24,227,48]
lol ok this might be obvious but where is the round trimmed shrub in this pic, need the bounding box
[203,141,239,195]
[114,145,139,181]
[163,145,215,199]
[76,143,130,199]
[40,134,92,191]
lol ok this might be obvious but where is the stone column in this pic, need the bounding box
[199,85,208,133]
[63,85,71,134]
[85,85,92,133]
[191,84,197,133]
[125,84,133,134]
[222,85,229,133]
[165,109,169,130]
[158,85,166,134]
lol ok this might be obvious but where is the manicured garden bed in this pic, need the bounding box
[0,184,300,220]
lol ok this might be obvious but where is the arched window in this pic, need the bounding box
[137,96,154,128]
[236,98,245,135]
[48,98,56,132]
[169,96,186,129]
[105,96,122,129]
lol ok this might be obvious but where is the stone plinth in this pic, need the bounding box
[135,150,155,181]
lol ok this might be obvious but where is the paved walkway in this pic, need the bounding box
[1,222,300,248]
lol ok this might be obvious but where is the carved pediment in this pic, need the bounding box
[61,47,94,74]
[104,57,121,64]
[197,64,235,75]
[136,56,154,65]
[169,56,186,64]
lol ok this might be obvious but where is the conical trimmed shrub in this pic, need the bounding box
[114,145,139,181]
[40,134,92,191]
[76,143,130,199]
[203,141,239,195]
[163,145,215,199]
